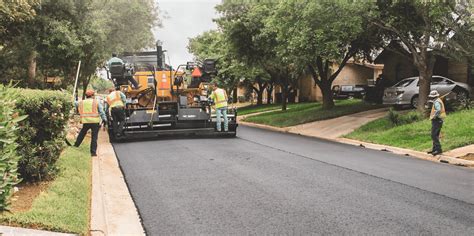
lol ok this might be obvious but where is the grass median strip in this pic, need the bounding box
[0,144,92,235]
[244,100,384,127]
[238,103,307,116]
[345,109,474,152]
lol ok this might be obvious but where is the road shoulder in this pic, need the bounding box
[90,130,145,235]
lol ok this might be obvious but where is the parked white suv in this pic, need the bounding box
[383,76,472,108]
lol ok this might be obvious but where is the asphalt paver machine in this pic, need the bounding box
[106,45,237,141]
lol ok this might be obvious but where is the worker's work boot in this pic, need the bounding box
[431,150,442,156]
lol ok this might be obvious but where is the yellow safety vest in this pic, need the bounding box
[79,99,101,124]
[430,98,446,120]
[212,88,228,109]
[106,91,124,108]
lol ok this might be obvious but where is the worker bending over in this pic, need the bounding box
[209,82,228,132]
[106,87,127,137]
[74,90,107,157]
[428,90,446,156]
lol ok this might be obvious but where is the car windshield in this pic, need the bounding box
[393,79,414,87]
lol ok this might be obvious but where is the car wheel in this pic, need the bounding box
[456,90,469,100]
[411,95,419,108]
[455,90,470,109]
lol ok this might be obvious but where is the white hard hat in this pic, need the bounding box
[428,90,440,98]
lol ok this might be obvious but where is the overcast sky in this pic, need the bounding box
[155,0,221,68]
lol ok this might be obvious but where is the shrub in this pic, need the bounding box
[13,89,73,182]
[0,85,27,211]
[90,76,114,94]
[387,108,423,126]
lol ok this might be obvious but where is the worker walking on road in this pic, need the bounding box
[74,90,107,157]
[106,87,127,137]
[209,82,229,132]
[428,90,446,156]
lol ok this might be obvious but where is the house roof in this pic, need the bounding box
[347,59,384,70]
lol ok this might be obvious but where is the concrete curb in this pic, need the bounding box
[240,121,474,168]
[0,226,76,236]
[336,138,474,168]
[90,131,145,235]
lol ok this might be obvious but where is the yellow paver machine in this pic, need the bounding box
[106,46,237,141]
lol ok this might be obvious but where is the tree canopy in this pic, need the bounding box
[0,0,160,93]
[373,0,473,112]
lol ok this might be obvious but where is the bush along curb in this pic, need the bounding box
[13,88,73,182]
[0,86,28,211]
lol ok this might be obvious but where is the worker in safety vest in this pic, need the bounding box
[107,53,141,89]
[106,87,127,137]
[209,82,229,132]
[74,90,107,157]
[428,90,446,156]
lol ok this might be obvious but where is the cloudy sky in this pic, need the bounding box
[155,0,221,68]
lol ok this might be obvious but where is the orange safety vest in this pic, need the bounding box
[106,91,124,108]
[430,98,446,120]
[79,99,101,124]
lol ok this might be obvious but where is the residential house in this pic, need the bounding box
[297,60,384,102]
[374,42,473,86]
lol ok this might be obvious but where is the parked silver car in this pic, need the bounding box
[383,76,472,108]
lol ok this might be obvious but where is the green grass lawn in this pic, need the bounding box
[345,109,474,152]
[237,102,315,116]
[244,99,384,127]
[1,144,92,235]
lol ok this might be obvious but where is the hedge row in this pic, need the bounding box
[14,88,73,182]
[0,86,27,211]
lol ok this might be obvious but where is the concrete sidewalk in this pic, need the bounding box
[240,108,474,167]
[288,108,389,139]
[90,131,144,235]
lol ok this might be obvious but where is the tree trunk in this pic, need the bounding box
[81,76,92,99]
[267,84,273,104]
[417,67,432,113]
[281,83,288,111]
[256,90,264,105]
[27,50,37,87]
[233,88,238,103]
[320,80,335,110]
[415,52,435,114]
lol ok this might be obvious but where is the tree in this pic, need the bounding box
[270,1,379,109]
[0,0,161,93]
[373,0,472,112]
[189,30,270,105]
[216,1,296,110]
[0,0,39,44]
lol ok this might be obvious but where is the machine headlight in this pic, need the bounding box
[194,97,199,102]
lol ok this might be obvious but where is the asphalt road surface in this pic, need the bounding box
[113,126,474,235]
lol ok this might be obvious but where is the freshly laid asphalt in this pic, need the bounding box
[113,126,474,235]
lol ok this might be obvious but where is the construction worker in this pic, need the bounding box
[428,90,446,156]
[106,87,127,137]
[74,90,107,157]
[107,53,140,89]
[209,82,228,132]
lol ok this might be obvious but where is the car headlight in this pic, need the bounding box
[396,91,404,98]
